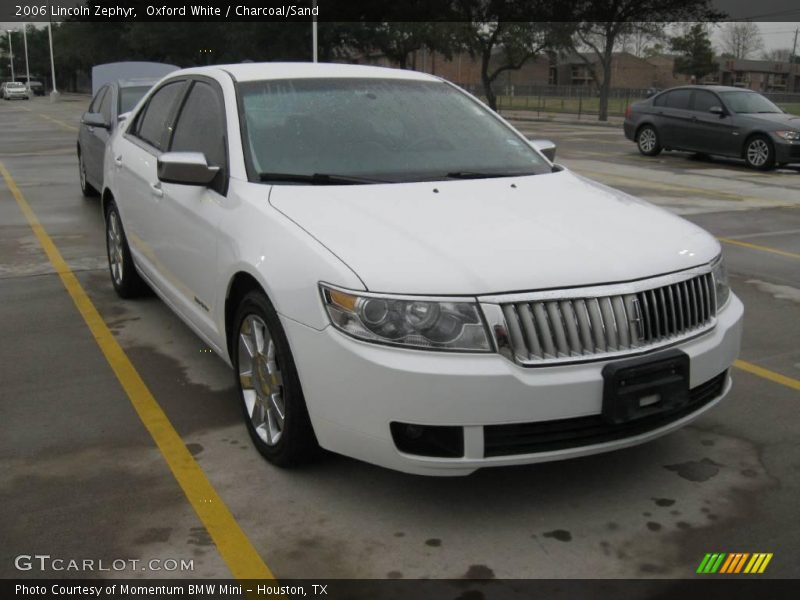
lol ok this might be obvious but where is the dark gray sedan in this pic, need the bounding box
[624,85,800,170]
[77,79,156,196]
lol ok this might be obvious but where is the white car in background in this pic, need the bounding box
[1,81,30,100]
[101,63,743,476]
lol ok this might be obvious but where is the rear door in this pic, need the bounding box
[653,89,695,149]
[157,78,229,338]
[689,89,739,156]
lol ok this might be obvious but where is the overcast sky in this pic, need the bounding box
[2,21,800,55]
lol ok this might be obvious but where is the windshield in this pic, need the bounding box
[8,83,25,89]
[720,91,782,114]
[238,78,550,183]
[119,86,151,114]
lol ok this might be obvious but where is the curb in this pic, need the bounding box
[500,112,623,128]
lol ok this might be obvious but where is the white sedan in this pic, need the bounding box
[102,63,743,476]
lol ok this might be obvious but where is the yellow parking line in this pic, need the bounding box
[718,237,800,260]
[734,360,800,392]
[0,162,274,581]
[18,105,78,132]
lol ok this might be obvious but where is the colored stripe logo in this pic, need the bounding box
[697,552,773,574]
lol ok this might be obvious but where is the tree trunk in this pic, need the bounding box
[481,48,496,110]
[597,41,615,122]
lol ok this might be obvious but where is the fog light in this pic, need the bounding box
[390,422,464,458]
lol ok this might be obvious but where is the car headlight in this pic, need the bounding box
[320,284,492,352]
[711,255,730,310]
[775,130,800,141]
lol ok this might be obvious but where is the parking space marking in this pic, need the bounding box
[718,237,800,260]
[734,360,800,392]
[18,105,79,132]
[0,161,274,581]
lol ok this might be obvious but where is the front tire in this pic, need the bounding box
[105,201,146,298]
[636,125,662,156]
[233,291,318,467]
[744,135,775,170]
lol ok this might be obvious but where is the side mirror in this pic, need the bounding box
[81,112,109,129]
[530,139,557,162]
[709,106,726,116]
[117,111,130,123]
[158,152,219,186]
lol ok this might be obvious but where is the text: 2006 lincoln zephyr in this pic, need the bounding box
[101,63,743,476]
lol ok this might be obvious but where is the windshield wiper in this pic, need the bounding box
[445,170,537,180]
[258,172,387,185]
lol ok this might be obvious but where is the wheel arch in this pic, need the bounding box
[740,131,773,158]
[224,270,270,361]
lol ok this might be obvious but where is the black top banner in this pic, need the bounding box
[2,0,800,23]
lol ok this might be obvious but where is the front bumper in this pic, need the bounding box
[5,92,29,100]
[284,294,743,476]
[771,136,800,164]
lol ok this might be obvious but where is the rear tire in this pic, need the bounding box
[636,125,662,156]
[78,149,98,197]
[104,201,146,298]
[232,291,319,467]
[744,135,775,171]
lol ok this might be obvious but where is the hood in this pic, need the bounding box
[269,169,720,295]
[741,112,800,129]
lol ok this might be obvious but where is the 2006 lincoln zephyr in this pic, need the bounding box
[101,63,742,475]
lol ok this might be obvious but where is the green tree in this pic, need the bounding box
[569,0,724,121]
[671,24,718,80]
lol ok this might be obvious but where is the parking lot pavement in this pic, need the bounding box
[1,98,798,581]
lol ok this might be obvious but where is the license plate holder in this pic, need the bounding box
[602,350,690,425]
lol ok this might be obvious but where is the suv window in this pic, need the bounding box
[662,89,692,110]
[170,81,226,171]
[135,81,184,150]
[692,90,719,112]
[90,87,107,113]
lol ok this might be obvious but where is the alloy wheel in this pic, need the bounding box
[746,139,769,167]
[107,210,124,286]
[638,128,656,153]
[238,315,285,446]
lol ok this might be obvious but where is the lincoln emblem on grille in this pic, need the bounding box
[629,297,645,339]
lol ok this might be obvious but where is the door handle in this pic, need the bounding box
[114,155,123,167]
[150,182,163,198]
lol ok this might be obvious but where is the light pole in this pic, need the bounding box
[23,25,31,93]
[312,0,318,62]
[47,20,59,102]
[6,30,14,81]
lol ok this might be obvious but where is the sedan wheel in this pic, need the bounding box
[78,151,98,197]
[238,315,286,446]
[233,291,318,466]
[105,201,146,298]
[744,136,775,170]
[636,125,662,156]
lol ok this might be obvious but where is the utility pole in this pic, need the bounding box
[312,0,317,62]
[23,25,31,92]
[47,18,59,101]
[792,27,798,65]
[6,30,14,81]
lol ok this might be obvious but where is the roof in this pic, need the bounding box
[182,62,439,83]
[666,85,758,93]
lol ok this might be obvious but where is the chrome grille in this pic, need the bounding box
[487,271,716,365]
